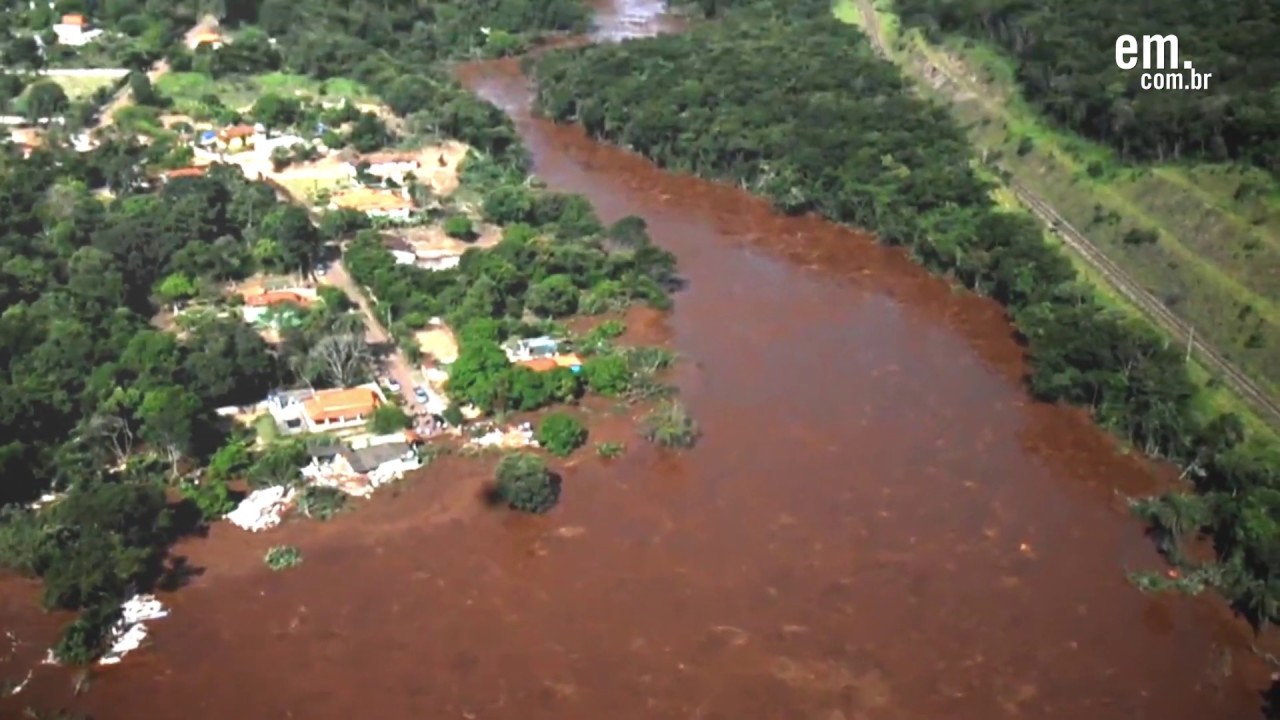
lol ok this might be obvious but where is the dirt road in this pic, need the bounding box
[851,0,1280,429]
[320,260,427,414]
[93,17,219,130]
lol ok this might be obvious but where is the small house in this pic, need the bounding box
[191,30,225,50]
[241,290,312,325]
[353,152,420,183]
[516,354,583,374]
[503,335,560,362]
[53,14,103,46]
[162,166,207,182]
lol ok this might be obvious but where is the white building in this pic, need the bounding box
[350,152,420,185]
[52,14,104,46]
[266,384,387,435]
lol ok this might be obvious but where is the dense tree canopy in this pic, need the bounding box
[895,0,1280,173]
[533,1,1280,625]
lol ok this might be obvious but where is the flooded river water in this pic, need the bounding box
[0,1,1273,718]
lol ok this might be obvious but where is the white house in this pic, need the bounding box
[52,15,104,46]
[502,335,560,362]
[266,384,387,435]
[351,151,420,184]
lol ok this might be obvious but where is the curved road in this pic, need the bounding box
[852,0,1280,429]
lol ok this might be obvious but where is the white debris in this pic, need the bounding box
[300,453,422,499]
[98,594,168,666]
[224,485,297,531]
[466,422,537,449]
[26,493,61,511]
[40,594,169,668]
[366,457,421,489]
[7,669,31,695]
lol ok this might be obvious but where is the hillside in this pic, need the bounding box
[844,0,1280,403]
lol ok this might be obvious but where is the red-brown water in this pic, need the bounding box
[1,2,1273,718]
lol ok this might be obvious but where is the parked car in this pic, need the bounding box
[313,263,327,276]
[414,386,428,403]
[386,378,401,393]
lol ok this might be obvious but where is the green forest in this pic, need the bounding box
[0,0,604,665]
[534,0,1280,628]
[892,0,1280,173]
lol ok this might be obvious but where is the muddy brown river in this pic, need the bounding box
[0,1,1273,718]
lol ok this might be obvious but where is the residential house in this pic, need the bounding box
[163,166,207,182]
[216,124,258,152]
[352,151,420,184]
[267,384,386,434]
[240,289,313,325]
[328,188,413,221]
[53,14,104,46]
[301,387,383,433]
[191,30,225,49]
[516,353,583,374]
[502,335,560,362]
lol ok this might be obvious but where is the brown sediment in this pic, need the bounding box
[1,2,1274,718]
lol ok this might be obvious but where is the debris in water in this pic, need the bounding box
[225,485,297,531]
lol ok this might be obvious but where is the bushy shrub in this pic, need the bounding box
[297,486,347,521]
[265,545,302,571]
[640,401,699,449]
[536,412,587,457]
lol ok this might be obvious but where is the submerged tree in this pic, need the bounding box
[495,452,559,513]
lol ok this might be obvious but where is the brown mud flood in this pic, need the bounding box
[2,2,1274,718]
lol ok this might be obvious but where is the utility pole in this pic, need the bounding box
[1186,325,1195,364]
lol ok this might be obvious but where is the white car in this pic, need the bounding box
[414,386,428,403]
[386,378,401,392]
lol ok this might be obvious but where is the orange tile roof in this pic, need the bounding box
[60,14,86,26]
[302,388,380,424]
[243,290,310,307]
[193,31,223,44]
[164,166,206,179]
[218,124,255,139]
[553,353,583,367]
[517,357,559,373]
[331,188,413,212]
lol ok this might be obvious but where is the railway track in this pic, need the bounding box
[851,0,1280,429]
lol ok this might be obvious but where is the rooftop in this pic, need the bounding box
[516,357,559,373]
[164,166,207,180]
[302,387,381,424]
[243,290,311,307]
[59,14,86,26]
[218,124,256,139]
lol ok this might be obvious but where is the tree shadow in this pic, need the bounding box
[155,555,206,593]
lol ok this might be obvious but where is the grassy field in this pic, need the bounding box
[835,0,1280,400]
[48,74,121,100]
[156,71,374,113]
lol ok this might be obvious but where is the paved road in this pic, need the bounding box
[852,0,1280,429]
